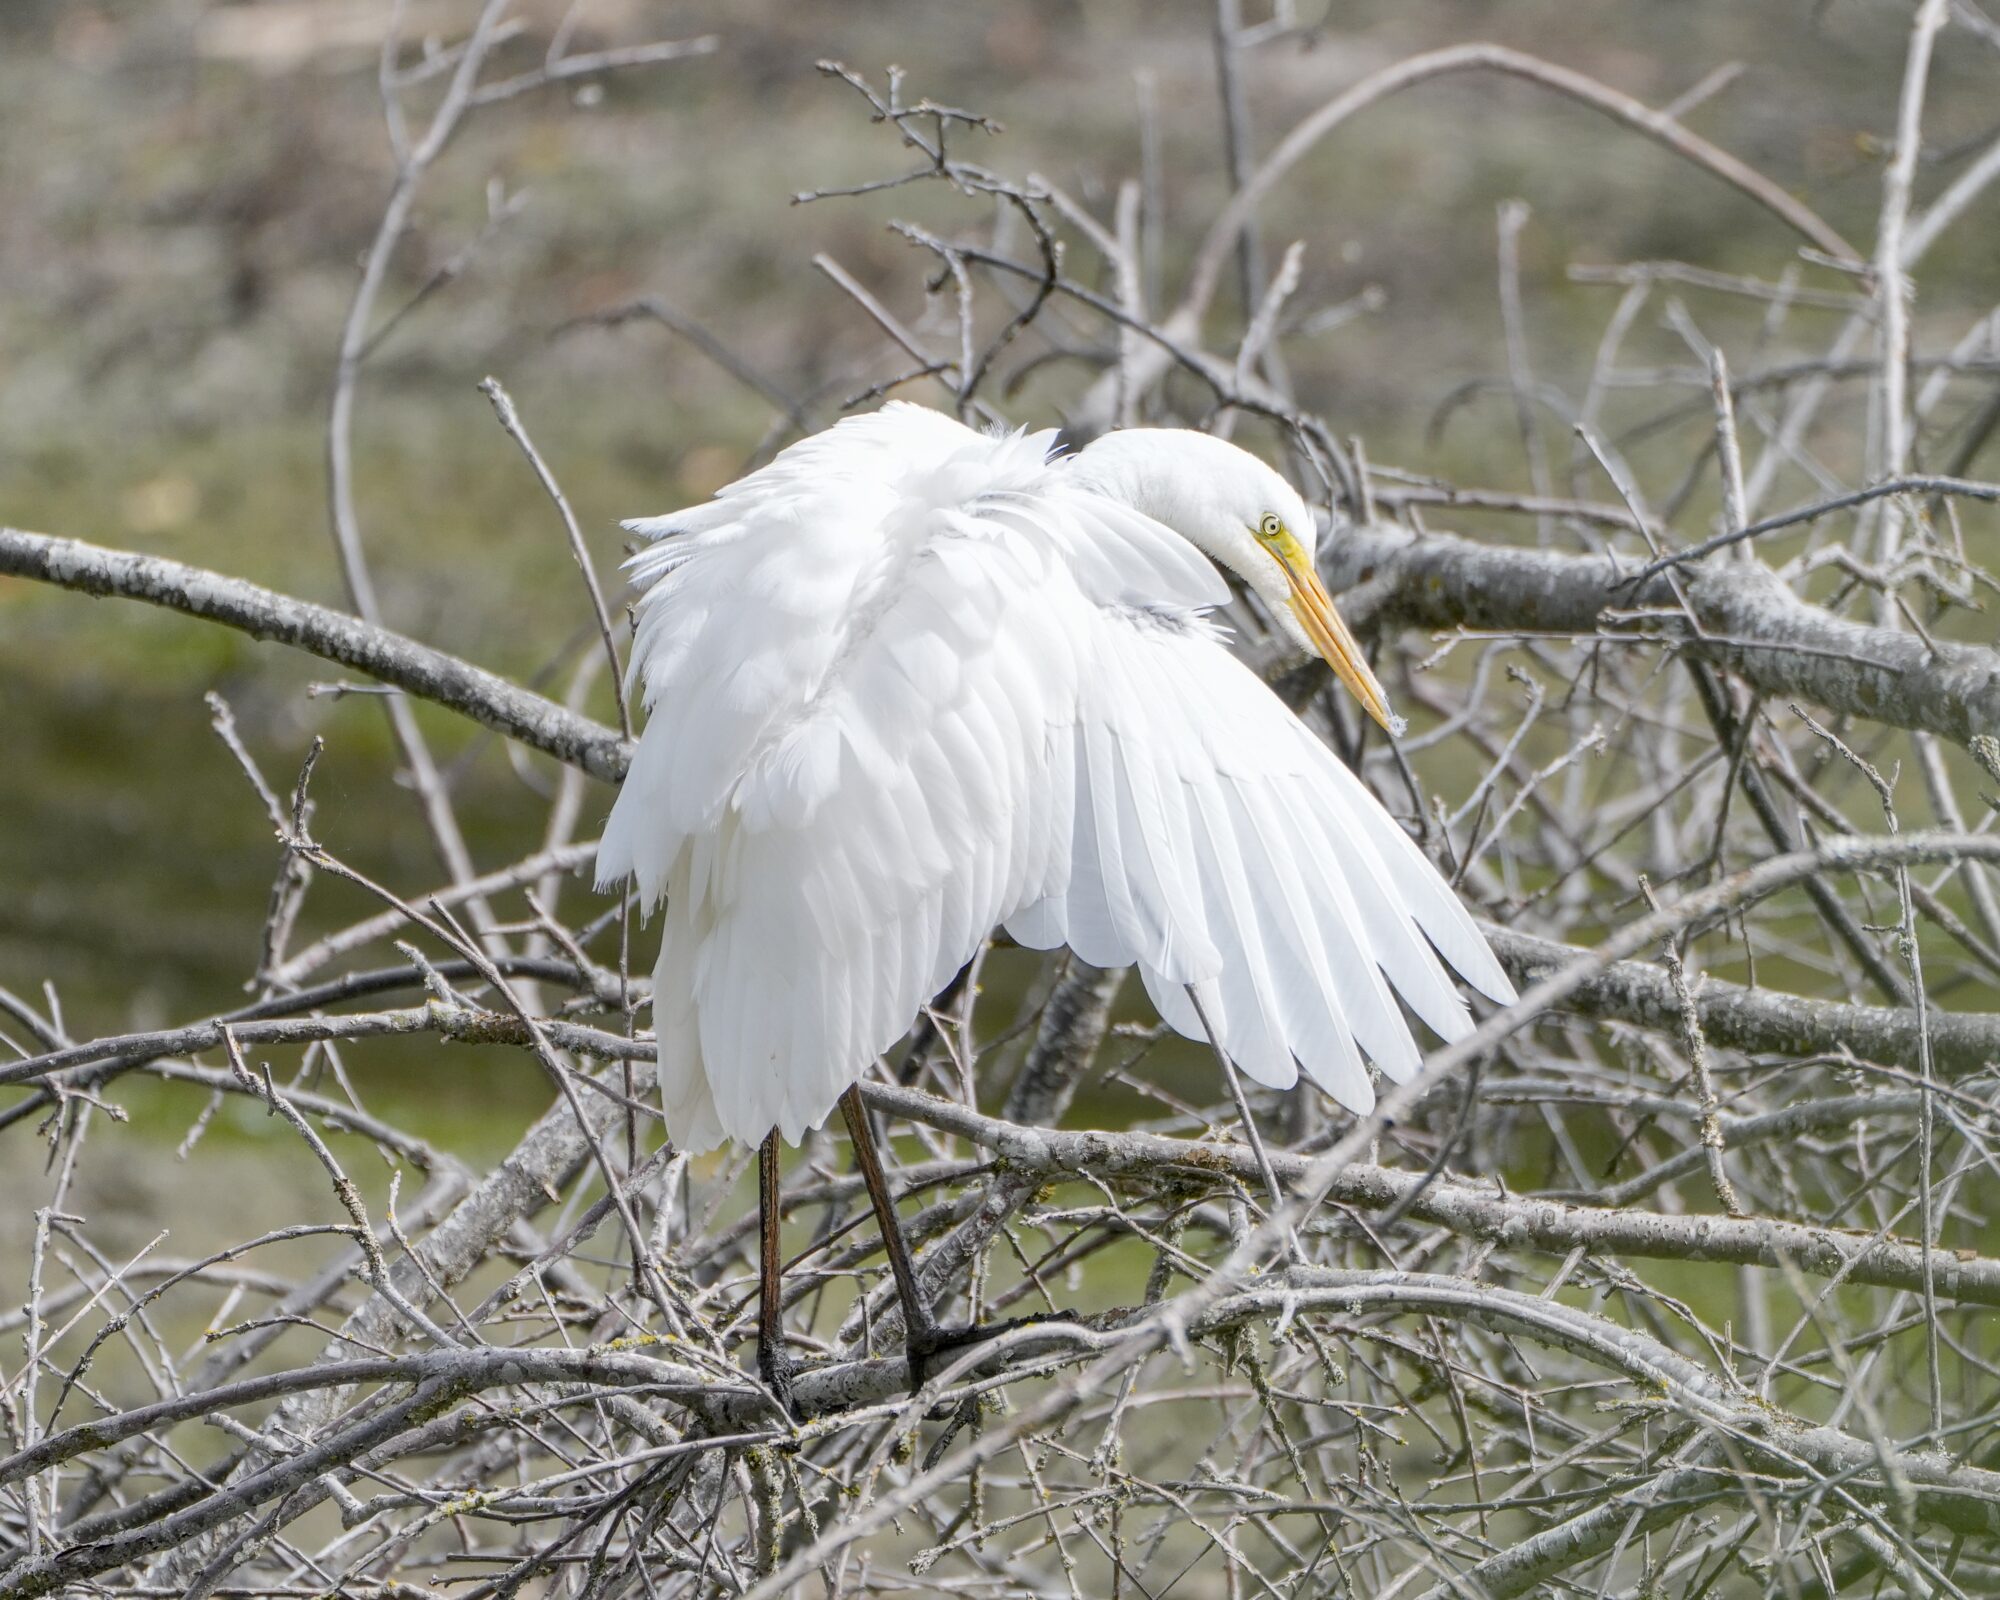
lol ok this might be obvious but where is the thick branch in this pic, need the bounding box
[11,520,1998,801]
[1325,523,2000,746]
[863,1084,2000,1310]
[0,1348,726,1489]
[0,1000,646,1091]
[1487,925,2000,1076]
[0,528,629,782]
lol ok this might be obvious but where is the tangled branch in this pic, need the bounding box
[8,8,2000,1598]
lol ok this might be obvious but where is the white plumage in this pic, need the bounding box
[597,403,1515,1151]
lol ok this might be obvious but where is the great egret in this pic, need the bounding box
[597,402,1514,1407]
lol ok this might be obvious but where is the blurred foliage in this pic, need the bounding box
[3,0,1997,1097]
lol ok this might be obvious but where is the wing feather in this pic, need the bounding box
[598,403,1514,1150]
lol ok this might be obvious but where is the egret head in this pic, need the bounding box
[1071,428,1401,734]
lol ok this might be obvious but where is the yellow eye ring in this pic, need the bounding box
[1257,513,1283,541]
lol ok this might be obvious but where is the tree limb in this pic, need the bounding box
[0,528,628,783]
[1325,523,2000,747]
[1486,925,2000,1076]
[861,1083,2000,1311]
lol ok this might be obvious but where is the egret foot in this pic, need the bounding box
[757,1335,801,1421]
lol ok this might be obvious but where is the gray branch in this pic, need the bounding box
[0,528,629,783]
[1487,925,2000,1076]
[1325,523,2000,746]
[861,1084,2000,1310]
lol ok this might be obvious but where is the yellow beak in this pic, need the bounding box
[1271,537,1402,735]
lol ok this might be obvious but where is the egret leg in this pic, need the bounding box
[756,1130,798,1416]
[839,1086,941,1359]
[841,1086,1066,1397]
[839,1085,1039,1393]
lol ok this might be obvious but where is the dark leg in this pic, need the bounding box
[839,1086,941,1359]
[756,1130,797,1415]
[839,1085,1053,1391]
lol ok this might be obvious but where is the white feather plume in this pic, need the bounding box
[598,403,1515,1151]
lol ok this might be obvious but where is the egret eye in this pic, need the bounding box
[1257,513,1283,541]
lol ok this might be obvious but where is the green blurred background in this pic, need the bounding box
[4,0,1997,1264]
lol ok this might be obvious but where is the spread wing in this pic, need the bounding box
[598,403,1512,1150]
[1003,612,1514,1111]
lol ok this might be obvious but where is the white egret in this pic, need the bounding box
[597,402,1514,1407]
